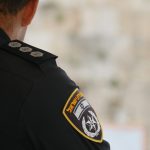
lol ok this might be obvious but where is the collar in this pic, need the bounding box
[0,28,11,46]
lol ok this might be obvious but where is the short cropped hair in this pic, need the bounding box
[0,0,30,15]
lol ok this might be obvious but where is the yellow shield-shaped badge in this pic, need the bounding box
[62,88,103,143]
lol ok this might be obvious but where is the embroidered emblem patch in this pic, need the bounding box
[63,88,103,143]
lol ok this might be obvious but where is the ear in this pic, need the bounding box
[21,0,39,26]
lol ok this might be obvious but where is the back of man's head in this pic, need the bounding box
[0,0,30,15]
[0,0,38,41]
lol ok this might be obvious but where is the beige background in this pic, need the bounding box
[25,0,150,149]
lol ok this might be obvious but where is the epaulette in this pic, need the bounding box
[0,40,58,65]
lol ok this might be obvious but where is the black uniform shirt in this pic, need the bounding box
[0,29,110,150]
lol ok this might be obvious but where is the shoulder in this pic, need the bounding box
[0,39,77,92]
[0,39,78,110]
[1,40,58,65]
[0,40,58,79]
[0,40,77,97]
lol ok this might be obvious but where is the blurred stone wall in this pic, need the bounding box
[25,0,150,149]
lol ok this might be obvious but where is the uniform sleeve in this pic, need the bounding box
[22,67,110,150]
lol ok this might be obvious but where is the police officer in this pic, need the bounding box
[0,0,110,150]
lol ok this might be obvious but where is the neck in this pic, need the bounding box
[0,15,26,41]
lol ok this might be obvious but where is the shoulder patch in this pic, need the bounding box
[0,40,57,65]
[63,88,103,143]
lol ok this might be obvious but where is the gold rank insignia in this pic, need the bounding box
[63,88,103,143]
